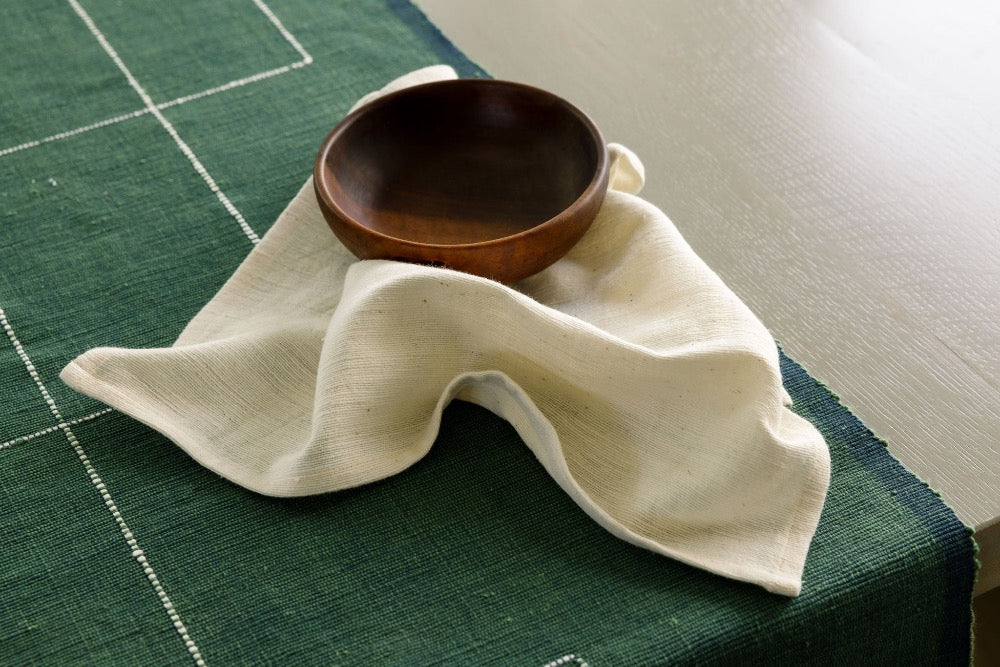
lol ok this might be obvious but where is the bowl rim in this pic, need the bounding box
[313,78,609,251]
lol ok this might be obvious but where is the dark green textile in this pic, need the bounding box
[0,1,975,664]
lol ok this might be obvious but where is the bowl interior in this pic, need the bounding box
[318,80,603,246]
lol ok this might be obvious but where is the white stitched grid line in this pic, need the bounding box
[541,655,589,667]
[158,62,306,110]
[1,2,312,663]
[1,307,205,665]
[251,0,313,65]
[1,407,114,452]
[0,0,312,160]
[68,0,261,245]
[0,108,150,158]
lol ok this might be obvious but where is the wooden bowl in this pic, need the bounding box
[313,79,609,283]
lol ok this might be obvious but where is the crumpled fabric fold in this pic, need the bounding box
[61,66,830,596]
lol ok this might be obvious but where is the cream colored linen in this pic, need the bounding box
[61,66,830,596]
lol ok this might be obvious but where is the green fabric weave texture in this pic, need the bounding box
[0,0,975,664]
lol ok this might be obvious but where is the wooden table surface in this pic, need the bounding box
[415,0,999,595]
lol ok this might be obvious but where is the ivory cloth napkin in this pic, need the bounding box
[61,66,830,597]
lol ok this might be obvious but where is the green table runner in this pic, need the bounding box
[0,1,976,664]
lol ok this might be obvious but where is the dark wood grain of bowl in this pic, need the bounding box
[314,79,608,283]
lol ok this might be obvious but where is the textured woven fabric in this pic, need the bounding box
[0,0,975,664]
[61,66,831,597]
